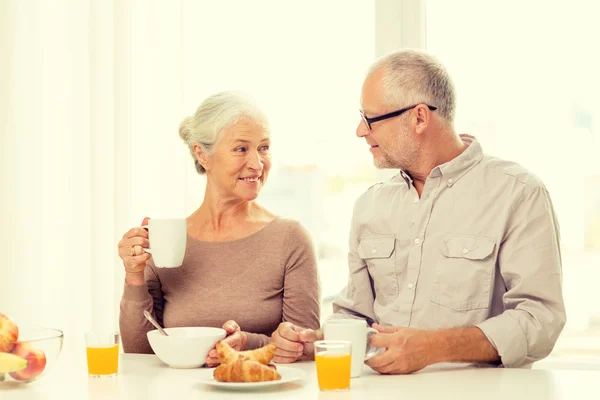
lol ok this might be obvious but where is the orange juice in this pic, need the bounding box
[86,345,119,375]
[315,353,351,391]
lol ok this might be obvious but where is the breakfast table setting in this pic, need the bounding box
[2,324,600,400]
[1,214,599,400]
[4,350,600,400]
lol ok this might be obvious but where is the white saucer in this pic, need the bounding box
[198,365,305,390]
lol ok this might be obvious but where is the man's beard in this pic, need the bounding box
[373,130,417,171]
[373,150,397,169]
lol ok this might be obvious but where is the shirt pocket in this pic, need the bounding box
[358,235,397,306]
[430,234,497,311]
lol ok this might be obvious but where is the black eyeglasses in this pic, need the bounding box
[359,104,438,130]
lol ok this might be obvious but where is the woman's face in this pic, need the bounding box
[203,118,271,202]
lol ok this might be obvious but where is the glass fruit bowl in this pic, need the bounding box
[0,327,64,385]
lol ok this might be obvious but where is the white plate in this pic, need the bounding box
[198,365,306,390]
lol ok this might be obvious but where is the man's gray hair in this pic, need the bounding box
[178,91,268,174]
[369,49,456,127]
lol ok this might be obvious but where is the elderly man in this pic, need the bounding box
[271,49,566,374]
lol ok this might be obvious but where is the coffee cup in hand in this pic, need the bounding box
[142,218,187,268]
[323,319,385,377]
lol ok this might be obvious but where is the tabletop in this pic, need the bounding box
[2,349,600,400]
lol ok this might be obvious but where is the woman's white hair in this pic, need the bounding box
[369,49,456,127]
[178,91,268,174]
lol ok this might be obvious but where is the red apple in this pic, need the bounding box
[9,342,46,381]
[0,312,19,352]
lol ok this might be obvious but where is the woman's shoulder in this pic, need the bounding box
[268,216,311,237]
[255,205,305,234]
[265,217,315,251]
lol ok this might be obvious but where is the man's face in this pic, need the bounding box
[356,69,419,171]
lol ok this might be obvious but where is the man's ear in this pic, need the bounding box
[414,104,430,136]
[193,143,208,171]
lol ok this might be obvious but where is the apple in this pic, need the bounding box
[9,342,46,381]
[0,312,19,353]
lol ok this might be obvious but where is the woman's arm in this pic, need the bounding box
[118,265,164,353]
[280,222,321,329]
[242,221,320,350]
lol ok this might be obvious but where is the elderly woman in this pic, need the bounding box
[118,91,320,366]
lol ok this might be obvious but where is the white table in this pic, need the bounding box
[3,350,600,400]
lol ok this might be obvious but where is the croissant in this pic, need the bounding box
[216,341,277,365]
[213,359,281,382]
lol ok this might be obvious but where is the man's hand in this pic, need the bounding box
[365,324,436,374]
[271,322,323,363]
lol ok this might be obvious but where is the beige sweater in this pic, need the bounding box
[119,217,321,353]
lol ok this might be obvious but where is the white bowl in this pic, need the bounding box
[147,327,226,369]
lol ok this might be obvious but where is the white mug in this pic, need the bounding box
[142,218,187,268]
[323,319,384,377]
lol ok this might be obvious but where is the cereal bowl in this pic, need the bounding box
[147,327,226,369]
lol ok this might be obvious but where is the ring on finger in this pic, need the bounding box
[133,245,143,256]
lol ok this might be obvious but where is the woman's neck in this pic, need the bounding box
[192,193,256,230]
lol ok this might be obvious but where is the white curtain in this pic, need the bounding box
[0,0,375,354]
[0,0,193,354]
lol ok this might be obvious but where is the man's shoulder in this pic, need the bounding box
[355,172,406,206]
[481,155,547,191]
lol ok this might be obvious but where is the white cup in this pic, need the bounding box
[323,319,384,377]
[142,218,187,268]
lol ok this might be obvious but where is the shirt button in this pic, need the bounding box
[462,248,469,254]
[448,178,454,184]
[407,283,414,289]
[371,249,377,254]
[413,198,419,203]
[414,238,421,244]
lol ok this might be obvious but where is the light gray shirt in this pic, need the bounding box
[332,135,566,368]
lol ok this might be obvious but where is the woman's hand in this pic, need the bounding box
[118,217,152,285]
[206,320,248,367]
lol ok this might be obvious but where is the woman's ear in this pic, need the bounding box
[193,143,209,171]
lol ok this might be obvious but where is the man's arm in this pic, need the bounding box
[331,200,377,324]
[475,185,566,367]
[367,325,499,374]
[439,185,565,368]
[431,327,499,364]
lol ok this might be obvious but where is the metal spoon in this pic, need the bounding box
[143,310,169,336]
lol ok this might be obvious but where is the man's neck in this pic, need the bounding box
[408,133,467,197]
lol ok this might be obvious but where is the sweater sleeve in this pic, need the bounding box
[281,221,321,330]
[244,221,321,350]
[119,264,165,353]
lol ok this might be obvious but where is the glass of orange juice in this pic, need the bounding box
[314,340,352,391]
[85,332,119,377]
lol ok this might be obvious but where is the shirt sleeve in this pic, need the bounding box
[119,264,165,354]
[331,200,378,326]
[476,185,566,367]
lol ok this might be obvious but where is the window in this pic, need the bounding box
[426,0,600,354]
[0,0,376,333]
[181,0,376,302]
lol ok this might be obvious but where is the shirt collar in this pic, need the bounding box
[398,170,413,188]
[434,134,484,186]
[397,134,484,188]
